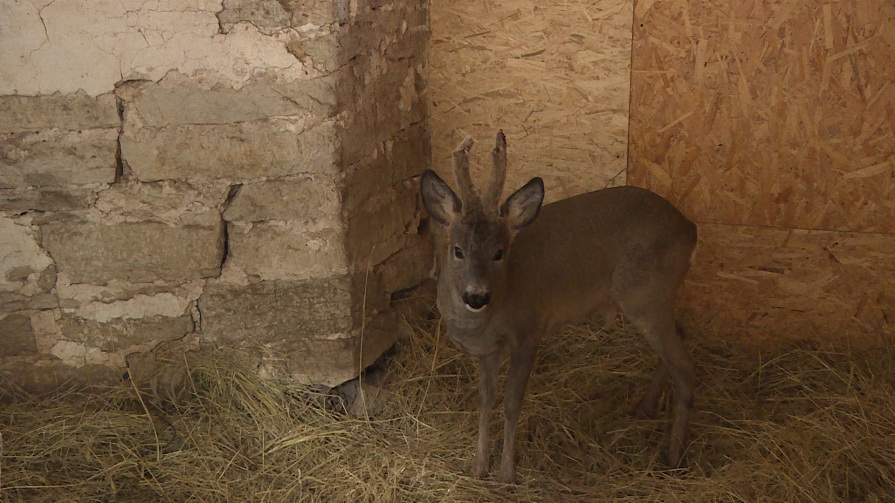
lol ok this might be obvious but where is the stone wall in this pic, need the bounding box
[0,0,431,392]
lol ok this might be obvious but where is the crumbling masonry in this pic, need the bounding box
[0,0,431,391]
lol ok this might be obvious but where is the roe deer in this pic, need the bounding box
[419,131,698,483]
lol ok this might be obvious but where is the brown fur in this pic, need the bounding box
[420,133,697,483]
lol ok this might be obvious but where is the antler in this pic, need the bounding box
[452,136,482,212]
[484,130,507,213]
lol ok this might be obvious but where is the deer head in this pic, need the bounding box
[420,131,545,313]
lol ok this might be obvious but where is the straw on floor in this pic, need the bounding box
[2,305,894,502]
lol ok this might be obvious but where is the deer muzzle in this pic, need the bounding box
[462,291,491,312]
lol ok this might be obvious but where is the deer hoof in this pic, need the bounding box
[633,399,658,419]
[497,465,516,484]
[665,447,687,470]
[471,458,489,479]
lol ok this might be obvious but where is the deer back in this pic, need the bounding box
[501,185,697,332]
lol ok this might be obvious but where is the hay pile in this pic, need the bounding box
[2,307,895,502]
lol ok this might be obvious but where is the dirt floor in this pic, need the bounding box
[2,305,894,502]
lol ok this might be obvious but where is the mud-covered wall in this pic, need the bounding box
[0,0,431,392]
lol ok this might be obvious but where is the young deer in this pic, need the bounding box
[419,131,698,483]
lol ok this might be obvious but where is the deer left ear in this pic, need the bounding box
[501,177,544,230]
[420,170,462,226]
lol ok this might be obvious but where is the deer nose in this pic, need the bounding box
[462,292,491,311]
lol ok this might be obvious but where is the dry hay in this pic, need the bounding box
[2,308,895,502]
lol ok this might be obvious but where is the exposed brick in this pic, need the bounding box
[121,119,339,182]
[226,223,346,280]
[0,312,37,357]
[0,0,431,393]
[223,177,340,223]
[0,291,57,312]
[59,314,194,352]
[289,310,399,386]
[1,217,57,311]
[290,33,344,74]
[0,358,120,395]
[199,276,397,386]
[217,0,345,33]
[41,221,225,284]
[119,74,338,126]
[91,179,226,227]
[342,122,430,213]
[344,189,417,267]
[374,234,432,294]
[0,187,97,213]
[0,92,119,133]
[341,66,427,165]
[198,276,358,344]
[0,129,119,188]
[389,122,432,185]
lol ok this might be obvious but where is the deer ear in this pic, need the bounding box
[420,170,462,226]
[501,177,544,230]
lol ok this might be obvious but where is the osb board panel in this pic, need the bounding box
[430,0,634,203]
[629,0,895,233]
[682,223,895,350]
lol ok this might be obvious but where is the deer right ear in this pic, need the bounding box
[420,170,462,226]
[501,177,544,230]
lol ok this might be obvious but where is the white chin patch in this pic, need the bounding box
[464,304,486,313]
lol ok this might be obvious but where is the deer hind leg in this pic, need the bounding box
[635,364,670,419]
[599,304,618,331]
[635,322,688,419]
[643,316,693,468]
[618,297,694,468]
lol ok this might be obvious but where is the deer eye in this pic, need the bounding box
[453,246,465,260]
[493,249,504,261]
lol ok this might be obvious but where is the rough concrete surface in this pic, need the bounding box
[0,0,431,393]
[0,129,119,188]
[41,221,226,284]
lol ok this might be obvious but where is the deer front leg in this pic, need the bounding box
[472,351,501,478]
[497,339,538,484]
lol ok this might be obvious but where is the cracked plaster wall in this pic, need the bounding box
[0,0,431,392]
